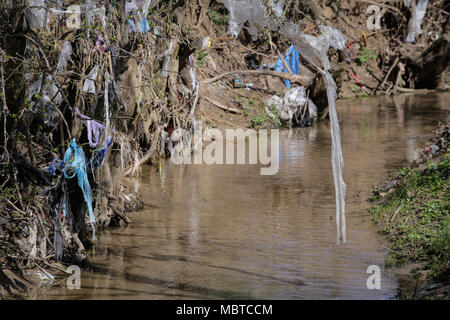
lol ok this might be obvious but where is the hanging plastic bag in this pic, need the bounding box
[87,136,114,170]
[57,41,72,72]
[26,0,48,29]
[75,107,105,148]
[63,139,96,240]
[223,0,268,39]
[269,0,285,18]
[320,25,347,50]
[406,0,429,43]
[275,45,300,88]
[83,65,99,94]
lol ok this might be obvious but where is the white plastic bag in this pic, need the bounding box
[57,41,72,72]
[266,86,307,122]
[406,0,429,43]
[83,65,100,94]
[26,0,48,29]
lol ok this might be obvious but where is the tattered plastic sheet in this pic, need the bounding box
[283,23,347,71]
[284,24,348,244]
[126,0,152,33]
[83,65,100,94]
[57,41,72,72]
[75,107,105,148]
[267,86,307,122]
[223,0,270,39]
[188,54,199,119]
[26,0,49,29]
[275,45,300,88]
[406,0,429,43]
[269,0,285,18]
[63,139,96,240]
[25,74,62,127]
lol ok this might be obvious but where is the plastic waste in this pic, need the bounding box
[162,40,173,78]
[26,0,48,29]
[275,45,300,88]
[125,0,139,16]
[26,74,62,127]
[63,139,96,240]
[35,270,54,285]
[283,23,347,71]
[223,0,268,39]
[57,41,72,72]
[94,36,107,52]
[283,24,347,244]
[83,65,100,94]
[87,136,114,170]
[125,0,151,33]
[406,0,429,43]
[269,0,285,18]
[75,107,105,148]
[267,86,307,123]
[188,54,199,119]
[45,158,65,175]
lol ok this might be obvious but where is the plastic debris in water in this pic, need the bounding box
[284,24,348,244]
[267,86,307,123]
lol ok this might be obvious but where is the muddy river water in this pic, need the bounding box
[30,93,449,299]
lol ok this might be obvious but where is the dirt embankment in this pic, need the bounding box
[0,0,449,298]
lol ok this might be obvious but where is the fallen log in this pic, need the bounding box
[203,96,242,114]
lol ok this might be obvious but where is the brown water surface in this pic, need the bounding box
[30,93,449,299]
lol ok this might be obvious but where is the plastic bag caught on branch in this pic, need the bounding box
[25,74,62,127]
[283,23,347,71]
[26,0,49,29]
[269,0,285,18]
[63,139,96,241]
[57,41,72,72]
[83,65,100,94]
[406,0,429,43]
[275,45,300,88]
[282,23,348,244]
[223,0,271,39]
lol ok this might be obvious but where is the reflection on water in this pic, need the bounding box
[31,93,449,300]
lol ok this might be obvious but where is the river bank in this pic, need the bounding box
[20,92,448,300]
[369,121,449,299]
[1,1,449,299]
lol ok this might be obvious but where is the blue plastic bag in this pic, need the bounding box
[63,139,96,240]
[275,45,300,88]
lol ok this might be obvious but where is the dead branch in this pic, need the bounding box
[201,70,313,85]
[203,96,242,114]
